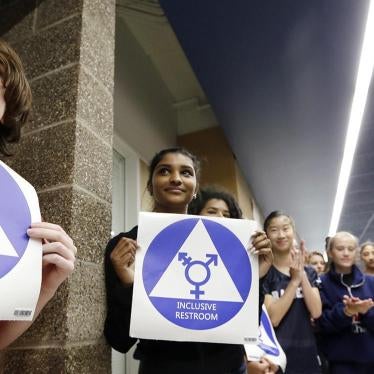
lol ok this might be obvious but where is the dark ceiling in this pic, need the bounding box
[160,0,373,249]
[0,0,40,36]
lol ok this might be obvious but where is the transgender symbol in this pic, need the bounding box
[178,252,218,300]
[143,218,252,330]
[0,163,31,279]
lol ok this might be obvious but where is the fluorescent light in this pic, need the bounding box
[329,0,374,236]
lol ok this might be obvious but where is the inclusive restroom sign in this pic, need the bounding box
[130,212,259,344]
[0,161,42,321]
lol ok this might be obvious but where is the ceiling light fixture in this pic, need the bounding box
[329,0,374,236]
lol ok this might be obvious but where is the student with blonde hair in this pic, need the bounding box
[317,232,374,374]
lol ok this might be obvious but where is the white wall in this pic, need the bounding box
[111,139,140,374]
[114,17,178,162]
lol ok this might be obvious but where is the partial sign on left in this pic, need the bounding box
[0,161,42,321]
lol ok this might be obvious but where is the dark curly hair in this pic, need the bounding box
[188,186,243,219]
[0,39,32,156]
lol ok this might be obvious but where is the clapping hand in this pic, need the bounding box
[343,295,374,316]
[290,240,306,285]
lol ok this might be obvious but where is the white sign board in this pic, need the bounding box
[0,161,42,321]
[131,212,259,344]
[245,304,287,372]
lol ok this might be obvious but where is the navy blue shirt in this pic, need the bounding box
[317,264,374,365]
[262,266,321,374]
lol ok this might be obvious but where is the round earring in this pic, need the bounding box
[193,193,197,199]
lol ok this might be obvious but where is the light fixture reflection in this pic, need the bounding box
[329,0,374,236]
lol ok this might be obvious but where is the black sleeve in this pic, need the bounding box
[104,227,138,353]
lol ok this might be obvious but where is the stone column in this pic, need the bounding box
[0,0,115,372]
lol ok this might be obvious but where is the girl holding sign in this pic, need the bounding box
[0,39,76,350]
[105,148,271,374]
[189,187,282,374]
[262,211,322,374]
[317,232,374,374]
